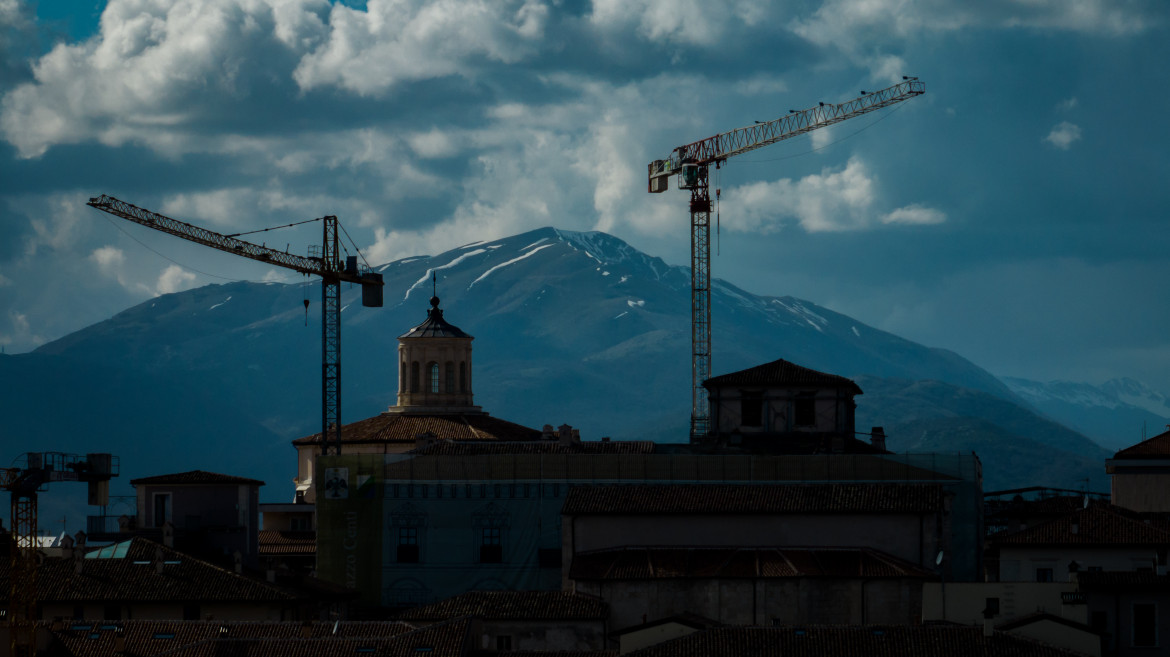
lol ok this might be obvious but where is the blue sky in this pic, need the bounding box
[1,0,1168,392]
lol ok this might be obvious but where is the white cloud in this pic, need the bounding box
[589,0,753,46]
[724,158,945,233]
[882,204,946,225]
[730,157,875,233]
[90,245,125,271]
[154,264,197,295]
[790,0,1158,78]
[293,0,549,95]
[0,310,46,349]
[0,0,329,158]
[1044,121,1082,150]
[1057,97,1079,111]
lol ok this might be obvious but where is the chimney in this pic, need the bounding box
[542,425,556,441]
[981,602,997,638]
[233,550,243,574]
[870,427,886,452]
[558,424,579,446]
[162,521,174,548]
[601,436,611,442]
[117,515,131,533]
[74,530,87,548]
[153,546,165,574]
[114,628,126,653]
[61,534,75,560]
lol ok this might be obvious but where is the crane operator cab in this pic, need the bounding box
[680,159,702,190]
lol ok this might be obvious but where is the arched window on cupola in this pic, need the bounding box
[445,362,455,393]
[411,362,420,393]
[400,361,407,393]
[429,362,439,393]
[459,362,467,393]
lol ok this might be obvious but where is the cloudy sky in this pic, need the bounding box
[1,0,1168,391]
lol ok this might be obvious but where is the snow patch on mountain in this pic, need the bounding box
[209,297,232,311]
[521,238,548,251]
[469,244,555,288]
[403,249,488,301]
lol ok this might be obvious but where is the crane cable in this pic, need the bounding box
[98,213,245,282]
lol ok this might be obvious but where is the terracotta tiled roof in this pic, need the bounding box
[130,470,265,486]
[562,483,944,516]
[46,620,419,657]
[703,359,863,395]
[0,537,296,604]
[258,530,316,555]
[410,440,656,456]
[1113,429,1170,458]
[989,504,1170,547]
[475,653,617,657]
[293,412,541,445]
[396,591,608,622]
[623,626,1086,657]
[1076,571,1170,593]
[996,612,1097,633]
[570,547,934,581]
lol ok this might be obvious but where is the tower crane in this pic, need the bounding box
[86,195,385,456]
[3,452,118,657]
[647,78,925,441]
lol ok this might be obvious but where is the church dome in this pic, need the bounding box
[399,296,472,339]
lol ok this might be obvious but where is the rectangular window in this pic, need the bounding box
[392,484,400,498]
[740,392,763,428]
[436,485,443,499]
[538,548,562,568]
[794,393,816,427]
[496,636,512,650]
[397,527,419,563]
[1133,603,1157,647]
[290,517,309,531]
[421,485,428,498]
[480,527,502,563]
[494,484,501,498]
[152,493,171,528]
[1035,567,1054,582]
[182,603,200,621]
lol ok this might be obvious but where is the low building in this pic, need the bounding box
[125,470,264,568]
[1107,429,1170,513]
[41,617,474,657]
[396,590,610,651]
[619,625,1090,657]
[986,503,1170,582]
[563,483,942,629]
[0,533,307,623]
[700,358,884,454]
[1079,571,1170,656]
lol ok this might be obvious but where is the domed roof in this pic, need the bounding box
[399,296,472,339]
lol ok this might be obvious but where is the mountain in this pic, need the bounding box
[1002,377,1170,451]
[2,227,1112,520]
[854,377,1111,491]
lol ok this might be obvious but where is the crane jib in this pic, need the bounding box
[656,79,924,174]
[86,195,383,288]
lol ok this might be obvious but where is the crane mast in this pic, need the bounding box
[648,79,925,441]
[4,452,118,657]
[86,195,385,456]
